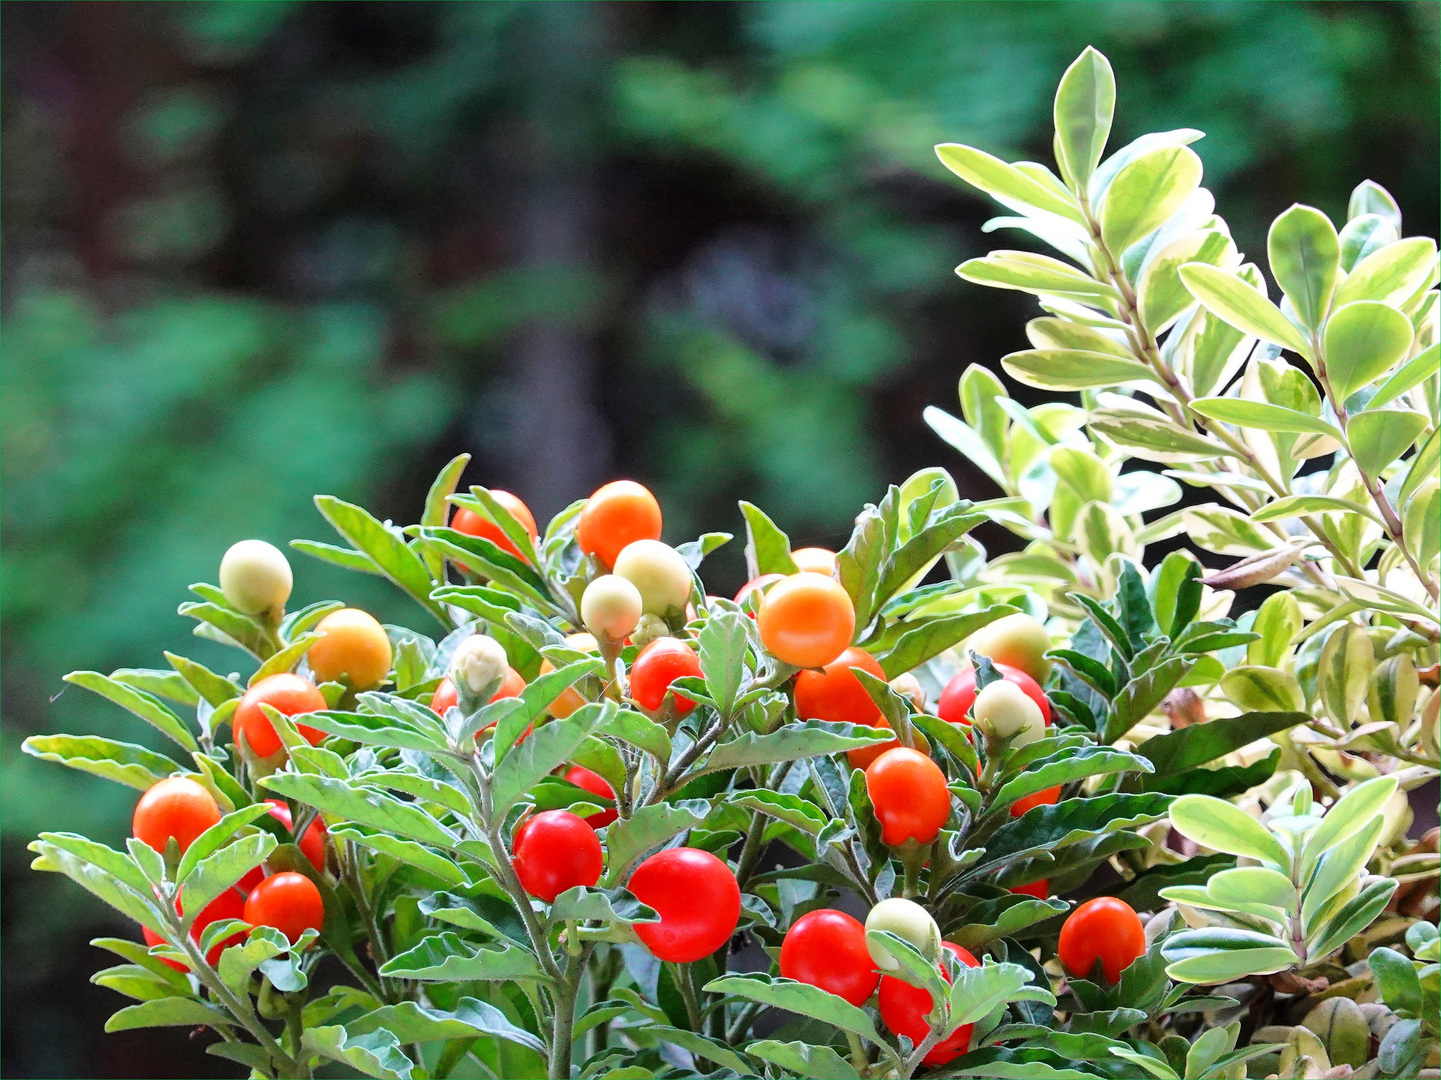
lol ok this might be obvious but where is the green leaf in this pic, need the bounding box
[1169,795,1289,868]
[1135,712,1305,778]
[1338,214,1399,273]
[347,997,545,1052]
[303,707,449,755]
[1302,816,1386,924]
[1371,342,1440,408]
[704,973,882,1045]
[105,997,235,1033]
[1162,928,1298,983]
[603,799,712,884]
[1103,657,1192,743]
[329,824,466,886]
[1250,495,1379,524]
[1208,866,1298,911]
[177,598,273,659]
[994,746,1151,809]
[951,898,1069,949]
[1268,205,1340,331]
[379,932,546,983]
[699,721,893,774]
[924,406,1009,489]
[1189,397,1342,439]
[1139,229,1234,331]
[1100,145,1203,255]
[261,773,459,849]
[290,539,383,575]
[747,1040,859,1080]
[875,606,1019,679]
[596,707,671,764]
[62,672,199,752]
[303,1026,415,1080]
[1218,667,1304,713]
[163,652,242,706]
[739,501,798,578]
[1301,775,1398,873]
[1089,411,1230,462]
[948,959,1056,1027]
[249,632,322,685]
[22,734,182,792]
[180,832,274,918]
[490,702,610,816]
[110,668,200,707]
[1348,179,1402,230]
[958,252,1116,301]
[1333,236,1438,308]
[936,143,1086,225]
[699,607,750,717]
[1347,408,1428,477]
[975,793,1173,870]
[313,495,446,624]
[1179,263,1309,356]
[1324,300,1415,399]
[1053,46,1114,190]
[630,1027,756,1076]
[176,802,274,883]
[1000,349,1155,392]
[731,790,828,834]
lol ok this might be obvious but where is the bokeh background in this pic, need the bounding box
[2,2,1437,1076]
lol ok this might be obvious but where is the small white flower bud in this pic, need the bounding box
[451,634,508,705]
[889,672,926,710]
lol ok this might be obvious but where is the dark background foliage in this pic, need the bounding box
[2,2,1436,1075]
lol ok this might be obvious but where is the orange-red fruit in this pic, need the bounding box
[235,673,328,758]
[846,724,930,771]
[795,647,885,727]
[757,573,856,669]
[132,777,222,854]
[576,480,663,568]
[564,765,618,829]
[243,872,325,945]
[1008,879,1049,898]
[451,490,538,561]
[865,747,950,847]
[878,942,980,1066]
[512,810,604,902]
[629,637,702,715]
[1010,784,1062,817]
[240,800,327,891]
[1058,896,1146,983]
[629,847,741,962]
[308,608,392,691]
[143,887,248,971]
[779,908,879,1006]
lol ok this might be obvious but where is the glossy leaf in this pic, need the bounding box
[1053,46,1114,190]
[1100,145,1203,255]
[1179,263,1309,356]
[1324,300,1415,400]
[1267,204,1339,330]
[1000,349,1156,390]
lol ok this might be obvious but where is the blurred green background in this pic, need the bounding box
[2,2,1436,1075]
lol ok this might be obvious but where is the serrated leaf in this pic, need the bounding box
[603,799,712,884]
[104,997,235,1033]
[699,721,892,775]
[22,734,182,792]
[62,672,198,752]
[490,702,610,816]
[346,997,545,1052]
[746,1040,859,1080]
[329,824,466,886]
[261,773,459,849]
[314,495,446,624]
[704,973,882,1044]
[303,1026,414,1080]
[379,932,545,983]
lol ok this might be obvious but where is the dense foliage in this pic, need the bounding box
[16,35,1440,1080]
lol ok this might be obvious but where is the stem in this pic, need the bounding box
[670,962,704,1031]
[171,922,301,1077]
[847,1032,869,1076]
[726,999,765,1043]
[1082,207,1371,589]
[341,840,394,1001]
[549,948,585,1080]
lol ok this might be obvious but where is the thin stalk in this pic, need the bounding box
[549,948,587,1080]
[340,840,394,1000]
[1082,209,1371,590]
[847,1032,870,1076]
